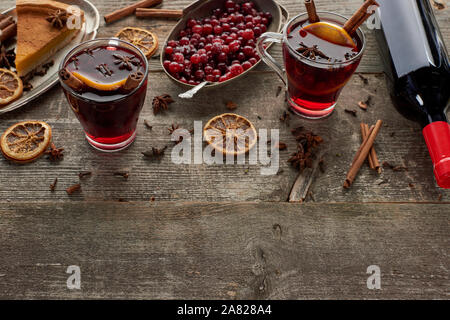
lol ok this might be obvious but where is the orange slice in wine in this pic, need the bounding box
[0,68,23,106]
[115,27,159,58]
[303,22,356,48]
[0,121,52,163]
[72,71,127,91]
[203,113,257,156]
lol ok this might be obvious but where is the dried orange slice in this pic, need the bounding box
[204,113,257,156]
[72,71,127,91]
[115,27,159,58]
[0,68,23,106]
[1,121,52,164]
[303,22,356,48]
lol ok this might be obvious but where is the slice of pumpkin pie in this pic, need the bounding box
[15,0,85,77]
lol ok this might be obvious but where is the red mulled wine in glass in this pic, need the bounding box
[257,12,366,119]
[59,39,148,151]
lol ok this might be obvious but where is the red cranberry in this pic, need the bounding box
[229,40,241,52]
[259,24,267,33]
[200,54,208,64]
[222,45,230,54]
[180,37,190,45]
[204,43,213,52]
[244,15,253,23]
[168,40,178,48]
[242,61,252,70]
[225,0,235,9]
[203,24,213,35]
[218,62,228,73]
[212,42,223,54]
[195,69,205,80]
[253,26,262,37]
[219,75,228,82]
[168,62,182,74]
[249,57,258,65]
[190,54,201,64]
[214,25,223,35]
[192,25,203,34]
[173,52,184,63]
[206,74,215,82]
[242,46,254,57]
[163,60,171,69]
[245,22,254,29]
[204,65,213,74]
[165,46,174,55]
[237,52,246,61]
[187,19,197,28]
[211,19,220,26]
[217,52,228,62]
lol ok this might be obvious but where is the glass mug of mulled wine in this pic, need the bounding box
[256,12,365,119]
[59,38,149,152]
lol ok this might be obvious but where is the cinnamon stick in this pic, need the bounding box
[0,22,17,42]
[59,68,85,92]
[0,16,14,30]
[121,71,145,93]
[344,120,382,188]
[304,0,320,23]
[360,123,381,173]
[343,0,379,35]
[135,8,183,18]
[104,0,163,24]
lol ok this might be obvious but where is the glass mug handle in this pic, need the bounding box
[256,32,286,85]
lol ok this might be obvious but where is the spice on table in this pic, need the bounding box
[144,119,153,130]
[66,183,81,195]
[50,178,58,191]
[78,171,92,179]
[142,146,168,160]
[383,161,408,171]
[0,16,17,43]
[431,0,447,10]
[104,0,163,24]
[153,94,174,115]
[45,143,64,161]
[114,171,129,179]
[304,0,320,23]
[226,101,237,110]
[358,74,369,85]
[358,101,368,110]
[345,109,357,117]
[280,110,290,124]
[360,122,381,173]
[343,119,382,188]
[135,8,184,19]
[288,127,323,172]
[276,142,287,150]
[168,124,180,135]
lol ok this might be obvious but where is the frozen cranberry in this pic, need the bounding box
[230,26,239,33]
[253,26,262,37]
[237,52,246,61]
[242,46,254,57]
[229,40,241,52]
[187,18,197,28]
[217,52,228,62]
[192,25,203,34]
[173,52,184,63]
[249,57,258,65]
[245,22,254,29]
[219,75,228,82]
[235,13,244,23]
[165,46,174,55]
[211,19,220,26]
[225,0,235,9]
[246,39,256,47]
[179,30,187,38]
[180,37,190,45]
[203,24,213,35]
[195,69,205,80]
[222,23,231,33]
[168,62,182,74]
[198,48,207,55]
[206,74,215,82]
[242,61,252,70]
[237,23,245,30]
[190,54,201,64]
[212,42,223,54]
[261,17,269,25]
[222,44,230,54]
[259,24,267,33]
[198,42,205,49]
[231,59,240,65]
[207,34,215,43]
[188,79,197,85]
[204,43,213,52]
[204,65,213,74]
[213,25,223,35]
[212,69,221,77]
[163,60,171,70]
[200,54,208,64]
[218,62,228,73]
[244,15,253,23]
[168,40,178,48]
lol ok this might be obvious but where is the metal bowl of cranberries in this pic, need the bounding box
[161,0,288,94]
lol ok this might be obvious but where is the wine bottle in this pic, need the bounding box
[375,0,450,188]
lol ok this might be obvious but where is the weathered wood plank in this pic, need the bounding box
[0,202,448,299]
[1,0,449,73]
[0,73,449,202]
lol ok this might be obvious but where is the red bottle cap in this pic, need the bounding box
[423,121,450,189]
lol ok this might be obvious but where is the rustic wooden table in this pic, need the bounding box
[0,0,449,299]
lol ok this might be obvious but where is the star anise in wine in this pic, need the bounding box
[142,146,168,160]
[113,54,139,71]
[296,42,329,60]
[0,45,15,69]
[46,10,70,29]
[45,143,64,161]
[153,94,174,115]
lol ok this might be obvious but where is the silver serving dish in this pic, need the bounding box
[161,0,288,95]
[0,0,100,115]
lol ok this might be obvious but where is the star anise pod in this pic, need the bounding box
[45,143,64,161]
[142,146,168,160]
[46,10,69,29]
[113,54,139,71]
[0,45,15,69]
[168,124,180,135]
[296,42,329,60]
[153,94,174,115]
[288,127,323,172]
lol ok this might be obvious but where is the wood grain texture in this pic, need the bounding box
[0,202,448,299]
[0,73,449,203]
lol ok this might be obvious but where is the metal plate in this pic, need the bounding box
[0,0,100,115]
[161,0,289,89]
